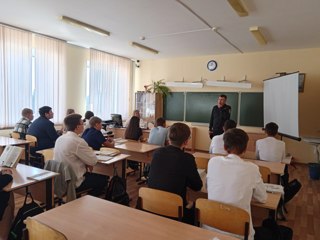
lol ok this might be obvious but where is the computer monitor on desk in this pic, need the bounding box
[111,114,123,128]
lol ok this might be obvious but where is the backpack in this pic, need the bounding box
[284,179,301,204]
[105,169,130,206]
[9,192,44,240]
[254,217,293,240]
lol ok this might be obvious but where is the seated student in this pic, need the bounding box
[147,117,168,147]
[124,116,143,141]
[209,119,236,155]
[83,111,94,131]
[27,106,59,153]
[13,108,34,139]
[54,114,107,197]
[148,122,202,223]
[206,128,267,240]
[0,169,14,240]
[82,116,115,150]
[256,122,286,162]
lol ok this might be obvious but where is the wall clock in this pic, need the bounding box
[207,60,217,71]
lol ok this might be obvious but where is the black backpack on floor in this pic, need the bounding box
[254,217,293,240]
[105,169,130,206]
[9,192,44,240]
[284,179,301,204]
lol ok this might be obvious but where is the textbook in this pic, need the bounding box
[0,145,24,168]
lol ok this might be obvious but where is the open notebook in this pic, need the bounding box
[0,145,24,168]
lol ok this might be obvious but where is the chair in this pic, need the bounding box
[11,132,21,139]
[195,198,250,240]
[25,134,37,147]
[24,217,67,240]
[258,165,271,183]
[195,157,209,172]
[40,148,54,162]
[25,134,45,168]
[136,187,183,221]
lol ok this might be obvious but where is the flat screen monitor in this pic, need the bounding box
[111,114,123,128]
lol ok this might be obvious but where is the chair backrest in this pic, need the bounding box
[137,187,183,220]
[195,157,209,172]
[26,134,37,147]
[11,132,21,139]
[195,198,250,240]
[41,149,54,161]
[25,217,67,240]
[258,165,271,183]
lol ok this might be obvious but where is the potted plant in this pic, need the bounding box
[144,79,170,96]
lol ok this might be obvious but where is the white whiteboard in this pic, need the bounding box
[264,73,299,138]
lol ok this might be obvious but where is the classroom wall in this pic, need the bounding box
[134,48,320,163]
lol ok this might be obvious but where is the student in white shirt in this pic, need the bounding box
[148,117,168,147]
[209,119,236,154]
[256,122,286,162]
[54,113,107,197]
[206,128,267,240]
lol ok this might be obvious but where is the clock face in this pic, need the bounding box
[207,60,217,71]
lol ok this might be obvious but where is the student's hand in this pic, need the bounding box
[86,165,93,173]
[1,169,13,175]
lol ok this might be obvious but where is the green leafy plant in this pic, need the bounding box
[144,79,170,96]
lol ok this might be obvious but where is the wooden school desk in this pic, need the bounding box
[0,136,31,164]
[30,195,239,240]
[115,141,160,164]
[93,153,130,187]
[1,163,58,209]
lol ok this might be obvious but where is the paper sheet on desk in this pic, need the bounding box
[97,155,113,162]
[264,183,284,195]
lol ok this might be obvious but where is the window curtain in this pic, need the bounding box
[0,25,32,128]
[89,49,131,120]
[34,35,66,123]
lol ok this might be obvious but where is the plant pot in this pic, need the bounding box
[308,163,320,180]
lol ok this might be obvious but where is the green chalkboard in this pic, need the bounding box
[239,92,263,127]
[164,92,185,121]
[185,92,239,123]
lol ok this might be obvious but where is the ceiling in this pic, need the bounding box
[1,0,320,60]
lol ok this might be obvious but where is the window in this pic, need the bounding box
[87,49,131,120]
[0,25,66,128]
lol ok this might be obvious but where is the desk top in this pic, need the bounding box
[97,153,130,165]
[115,141,160,153]
[1,163,58,191]
[32,195,238,240]
[193,152,285,175]
[0,136,31,147]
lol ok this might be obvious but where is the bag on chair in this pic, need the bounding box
[9,192,44,240]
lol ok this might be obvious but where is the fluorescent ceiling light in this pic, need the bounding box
[227,0,248,17]
[206,80,251,89]
[131,42,159,54]
[61,16,110,37]
[165,81,203,88]
[249,26,267,45]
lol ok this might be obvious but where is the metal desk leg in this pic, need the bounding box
[45,178,53,210]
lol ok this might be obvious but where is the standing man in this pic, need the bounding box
[27,106,59,153]
[13,108,34,139]
[209,94,231,139]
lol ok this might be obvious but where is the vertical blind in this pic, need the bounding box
[0,25,66,128]
[88,49,131,120]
